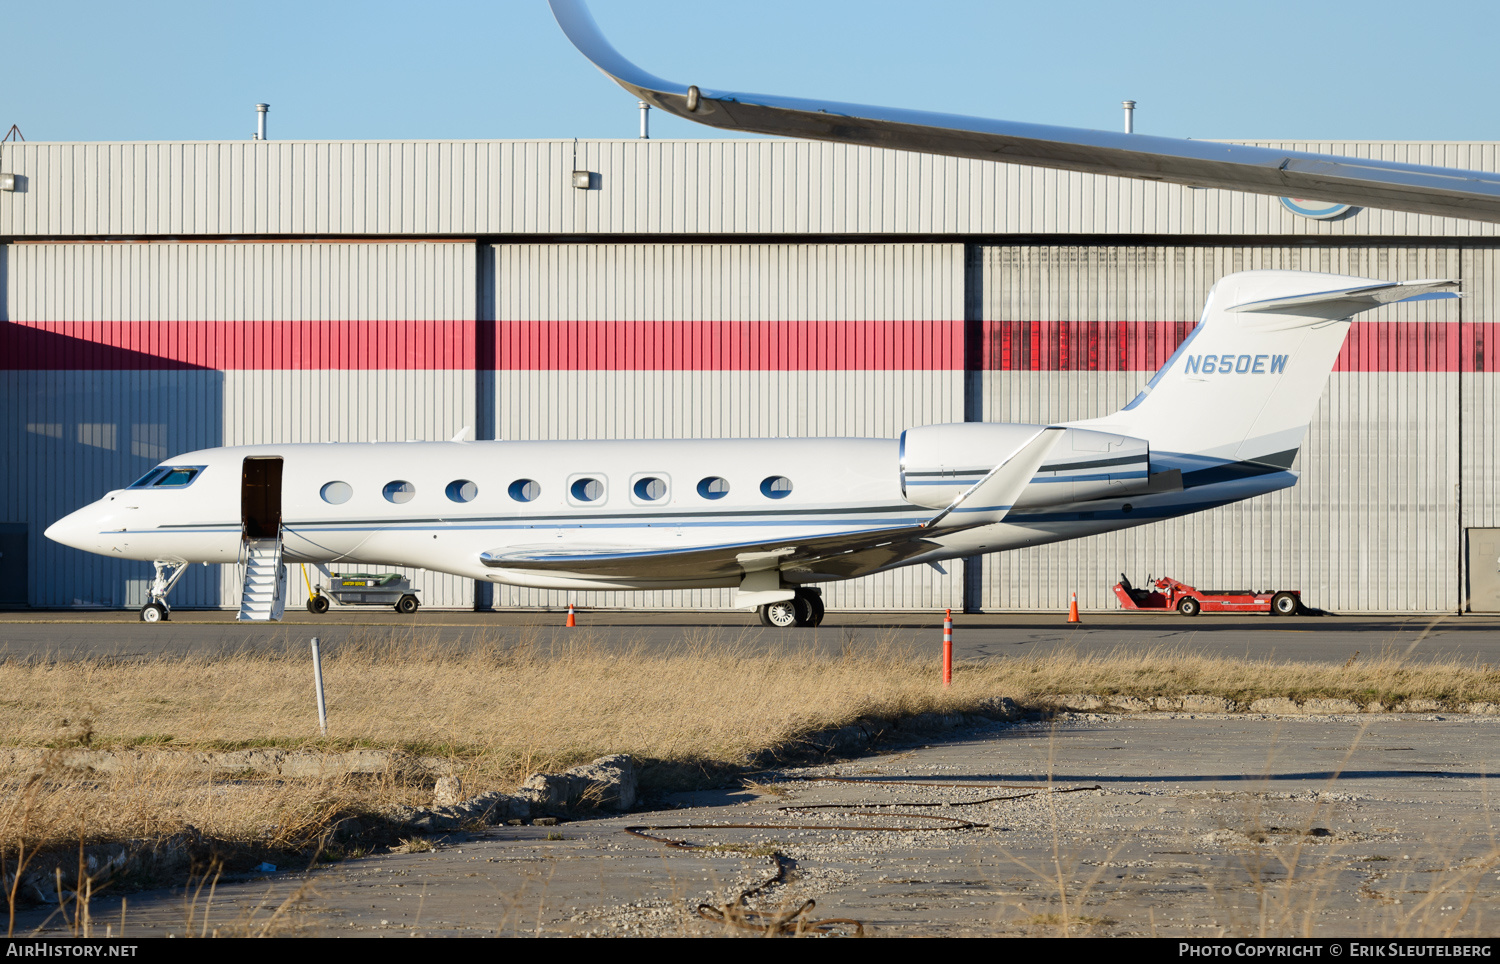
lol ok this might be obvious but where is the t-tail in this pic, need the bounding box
[1078,270,1459,473]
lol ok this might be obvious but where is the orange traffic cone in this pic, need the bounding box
[566,603,576,628]
[1067,591,1080,623]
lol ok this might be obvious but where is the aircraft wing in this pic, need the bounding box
[482,524,945,581]
[549,0,1500,223]
[481,427,1063,580]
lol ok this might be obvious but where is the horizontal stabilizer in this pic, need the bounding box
[1229,279,1461,319]
[548,0,1500,222]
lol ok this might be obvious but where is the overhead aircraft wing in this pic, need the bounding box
[549,0,1500,223]
[481,524,945,581]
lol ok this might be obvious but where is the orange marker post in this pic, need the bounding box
[566,603,576,628]
[1068,591,1080,624]
[942,609,953,688]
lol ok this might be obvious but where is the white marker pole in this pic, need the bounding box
[310,636,328,736]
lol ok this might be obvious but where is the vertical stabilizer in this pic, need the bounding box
[1080,271,1457,466]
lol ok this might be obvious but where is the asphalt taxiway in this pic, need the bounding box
[0,609,1495,665]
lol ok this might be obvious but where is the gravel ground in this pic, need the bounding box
[17,712,1500,938]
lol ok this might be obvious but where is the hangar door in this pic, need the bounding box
[482,242,966,612]
[1466,530,1500,612]
[968,244,1461,615]
[3,240,477,610]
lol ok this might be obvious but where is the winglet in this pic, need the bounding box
[549,0,688,100]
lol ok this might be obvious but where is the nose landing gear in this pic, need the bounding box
[139,560,187,623]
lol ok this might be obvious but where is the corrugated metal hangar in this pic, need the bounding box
[2,137,1498,614]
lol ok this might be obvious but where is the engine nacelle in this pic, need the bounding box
[900,422,1154,511]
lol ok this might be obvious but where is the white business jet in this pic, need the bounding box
[45,271,1457,624]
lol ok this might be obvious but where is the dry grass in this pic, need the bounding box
[2,628,1498,879]
[0,626,985,866]
[2,760,391,855]
[0,627,986,776]
[992,644,1500,709]
[3,632,1494,762]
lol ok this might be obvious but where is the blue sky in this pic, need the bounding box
[6,1,1497,143]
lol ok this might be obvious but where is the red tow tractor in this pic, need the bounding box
[1112,574,1302,616]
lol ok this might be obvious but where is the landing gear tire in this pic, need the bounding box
[307,595,330,615]
[1270,592,1300,616]
[796,590,825,627]
[1176,597,1201,617]
[395,594,419,615]
[140,602,168,623]
[759,600,801,628]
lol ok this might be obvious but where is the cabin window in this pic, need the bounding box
[570,477,604,503]
[321,481,353,505]
[383,480,416,504]
[446,479,478,503]
[508,479,540,502]
[697,476,729,500]
[632,476,667,502]
[760,476,793,499]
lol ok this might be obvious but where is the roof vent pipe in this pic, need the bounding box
[255,103,269,141]
[1122,100,1135,134]
[638,100,649,140]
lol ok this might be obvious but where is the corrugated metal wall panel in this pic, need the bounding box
[972,245,1461,613]
[1460,247,1500,608]
[484,242,965,611]
[1,368,226,609]
[3,140,1497,239]
[3,240,478,610]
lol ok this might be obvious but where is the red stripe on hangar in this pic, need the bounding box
[1,320,477,371]
[2,319,967,371]
[487,319,964,371]
[981,321,1486,373]
[980,321,1196,372]
[3,319,1485,372]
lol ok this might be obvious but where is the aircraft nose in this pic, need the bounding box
[44,507,99,552]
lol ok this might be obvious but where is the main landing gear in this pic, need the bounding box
[758,589,825,628]
[139,560,188,622]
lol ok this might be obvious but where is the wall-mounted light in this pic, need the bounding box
[0,173,15,192]
[572,170,594,190]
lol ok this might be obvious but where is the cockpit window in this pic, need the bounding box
[129,466,204,489]
[154,468,200,487]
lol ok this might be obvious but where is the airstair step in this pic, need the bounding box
[238,533,287,622]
